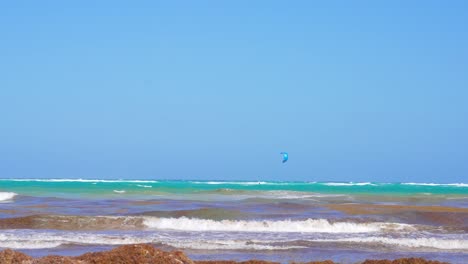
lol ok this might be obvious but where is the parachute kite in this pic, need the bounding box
[280,152,288,163]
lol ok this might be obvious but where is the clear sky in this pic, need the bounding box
[1,1,467,182]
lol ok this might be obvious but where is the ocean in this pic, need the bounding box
[1,179,467,263]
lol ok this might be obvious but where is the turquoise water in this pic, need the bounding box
[2,179,468,198]
[1,179,467,263]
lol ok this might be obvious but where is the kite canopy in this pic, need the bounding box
[280,152,288,163]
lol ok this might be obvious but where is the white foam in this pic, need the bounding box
[136,184,152,188]
[323,182,375,186]
[403,183,440,186]
[200,181,269,185]
[0,231,302,250]
[191,181,305,186]
[166,240,305,250]
[0,241,62,249]
[0,192,17,202]
[325,237,468,250]
[0,179,158,183]
[2,230,465,251]
[143,217,412,233]
[402,182,468,187]
[445,183,468,187]
[113,190,126,193]
[0,232,153,249]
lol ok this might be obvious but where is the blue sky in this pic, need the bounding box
[1,1,467,182]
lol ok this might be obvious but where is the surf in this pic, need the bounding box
[0,192,17,202]
[142,217,414,233]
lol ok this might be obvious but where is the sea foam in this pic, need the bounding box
[0,231,302,250]
[0,232,151,249]
[165,240,305,250]
[402,182,468,187]
[3,230,465,251]
[142,217,413,233]
[0,192,17,202]
[323,182,375,186]
[325,236,468,250]
[0,179,158,183]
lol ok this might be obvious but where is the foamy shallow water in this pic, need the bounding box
[2,228,467,263]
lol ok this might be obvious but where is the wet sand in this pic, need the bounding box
[0,244,450,264]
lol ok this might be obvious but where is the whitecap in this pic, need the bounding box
[142,217,413,233]
[0,179,158,183]
[136,184,152,188]
[0,192,17,202]
[323,182,375,186]
[402,182,468,187]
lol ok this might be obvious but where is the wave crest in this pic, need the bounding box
[143,217,412,233]
[0,192,17,202]
[402,183,468,187]
[323,182,375,186]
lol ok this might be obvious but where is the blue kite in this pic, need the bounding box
[280,152,288,163]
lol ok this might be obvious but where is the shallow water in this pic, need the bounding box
[1,179,467,263]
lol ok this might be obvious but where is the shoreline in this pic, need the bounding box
[0,244,450,264]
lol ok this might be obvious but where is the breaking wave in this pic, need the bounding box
[2,230,466,251]
[0,192,17,202]
[402,183,468,187]
[143,217,413,233]
[0,179,158,183]
[322,182,375,186]
[0,231,302,250]
[0,215,414,233]
[192,181,269,185]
